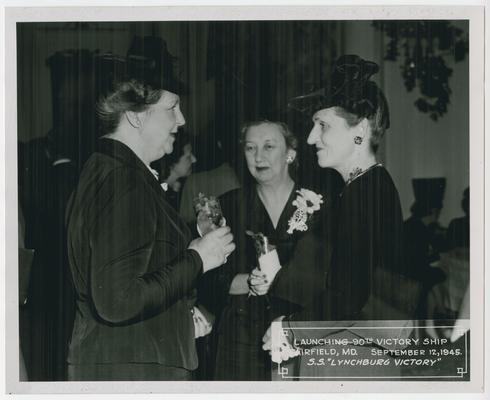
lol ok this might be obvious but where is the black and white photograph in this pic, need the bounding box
[3,3,486,395]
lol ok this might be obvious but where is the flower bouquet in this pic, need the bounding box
[193,192,226,237]
[245,231,281,282]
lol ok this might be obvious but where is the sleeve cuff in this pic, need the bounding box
[186,248,204,277]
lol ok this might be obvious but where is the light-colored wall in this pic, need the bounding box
[340,21,469,226]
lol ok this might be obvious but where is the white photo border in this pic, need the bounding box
[3,3,485,395]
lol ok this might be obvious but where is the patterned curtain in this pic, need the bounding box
[207,20,342,191]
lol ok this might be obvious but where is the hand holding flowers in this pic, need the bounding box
[193,192,226,236]
[246,231,281,296]
[248,267,272,296]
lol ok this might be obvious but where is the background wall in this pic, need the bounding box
[340,20,469,225]
[17,22,154,142]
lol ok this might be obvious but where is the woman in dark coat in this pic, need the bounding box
[263,55,414,378]
[65,78,235,381]
[200,120,329,380]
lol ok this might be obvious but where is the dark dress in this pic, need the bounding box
[289,165,409,325]
[200,184,330,380]
[66,138,203,380]
[328,165,406,320]
[285,166,415,378]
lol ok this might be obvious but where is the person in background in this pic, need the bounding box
[446,187,469,251]
[403,178,447,290]
[65,78,235,381]
[402,178,448,324]
[152,130,197,210]
[17,120,79,381]
[424,187,469,338]
[178,133,241,224]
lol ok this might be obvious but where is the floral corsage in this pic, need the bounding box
[287,188,324,234]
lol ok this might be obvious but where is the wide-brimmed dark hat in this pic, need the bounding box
[126,35,187,94]
[288,54,389,129]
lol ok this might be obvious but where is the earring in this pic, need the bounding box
[286,155,294,164]
[354,136,363,145]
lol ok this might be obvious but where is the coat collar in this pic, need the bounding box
[96,138,192,242]
[97,137,168,196]
[97,138,152,177]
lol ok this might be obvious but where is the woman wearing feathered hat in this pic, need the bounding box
[263,55,416,378]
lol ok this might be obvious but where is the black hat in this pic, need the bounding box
[288,54,389,130]
[126,35,187,94]
[411,178,446,214]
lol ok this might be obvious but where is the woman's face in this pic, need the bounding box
[307,107,357,169]
[244,123,295,185]
[172,144,197,179]
[140,91,186,162]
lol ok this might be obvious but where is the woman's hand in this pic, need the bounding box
[262,316,299,363]
[188,226,235,273]
[229,273,251,295]
[192,306,212,338]
[248,268,271,296]
[262,315,282,351]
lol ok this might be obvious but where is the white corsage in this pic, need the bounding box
[287,189,323,234]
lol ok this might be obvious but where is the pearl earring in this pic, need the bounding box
[286,155,294,164]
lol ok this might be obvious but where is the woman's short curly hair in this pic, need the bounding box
[239,119,299,176]
[96,79,165,135]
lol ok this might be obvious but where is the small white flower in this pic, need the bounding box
[161,182,168,192]
[287,188,324,234]
[292,195,307,209]
[287,208,308,234]
[296,188,323,213]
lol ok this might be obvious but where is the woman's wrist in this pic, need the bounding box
[228,273,250,295]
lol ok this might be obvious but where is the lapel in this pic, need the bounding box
[97,138,191,243]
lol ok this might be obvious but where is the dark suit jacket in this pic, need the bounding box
[66,138,203,371]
